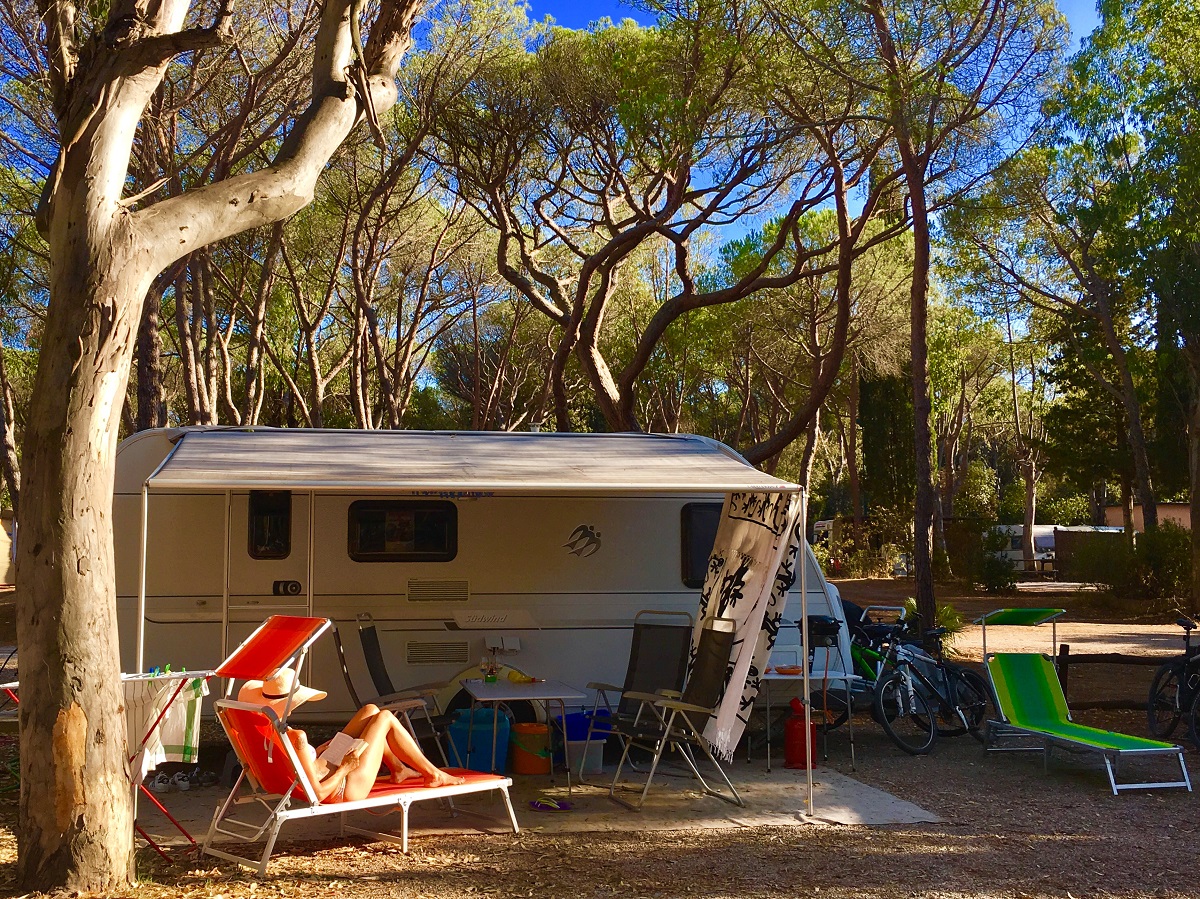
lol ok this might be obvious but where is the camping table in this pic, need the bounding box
[762,670,861,772]
[463,678,587,793]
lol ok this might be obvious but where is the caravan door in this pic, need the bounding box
[225,490,312,655]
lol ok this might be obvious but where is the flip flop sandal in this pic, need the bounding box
[528,798,573,812]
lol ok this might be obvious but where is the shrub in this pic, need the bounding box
[979,525,1017,593]
[943,517,1015,593]
[1134,521,1191,608]
[1069,520,1190,611]
[902,597,967,647]
[812,513,910,579]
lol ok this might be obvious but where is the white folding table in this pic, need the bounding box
[463,678,586,793]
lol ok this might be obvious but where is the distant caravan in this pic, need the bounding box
[114,427,850,720]
[993,524,1057,573]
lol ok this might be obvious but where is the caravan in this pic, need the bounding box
[114,428,852,720]
[994,524,1057,572]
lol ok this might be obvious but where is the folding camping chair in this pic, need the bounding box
[202,615,518,874]
[331,619,460,766]
[978,608,1192,795]
[607,616,745,810]
[580,609,694,782]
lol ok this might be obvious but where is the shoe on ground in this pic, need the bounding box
[197,769,219,787]
[149,772,172,794]
[169,771,191,791]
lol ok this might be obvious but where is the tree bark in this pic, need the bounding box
[798,403,821,490]
[1097,303,1158,530]
[1185,347,1200,614]
[847,360,862,535]
[17,204,148,891]
[17,0,422,887]
[1022,460,1038,572]
[136,280,167,431]
[868,0,936,633]
[0,344,21,512]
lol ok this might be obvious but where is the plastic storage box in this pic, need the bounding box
[448,707,511,773]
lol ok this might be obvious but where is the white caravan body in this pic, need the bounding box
[994,524,1057,570]
[113,428,848,720]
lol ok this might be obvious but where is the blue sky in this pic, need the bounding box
[526,0,1103,51]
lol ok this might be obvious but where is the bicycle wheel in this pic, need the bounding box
[932,665,989,737]
[873,670,936,755]
[1147,661,1185,739]
[955,668,992,743]
[1188,682,1200,752]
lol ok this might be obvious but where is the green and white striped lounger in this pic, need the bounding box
[985,652,1192,796]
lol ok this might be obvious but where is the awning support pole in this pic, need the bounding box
[800,490,812,817]
[136,484,148,673]
[221,490,231,665]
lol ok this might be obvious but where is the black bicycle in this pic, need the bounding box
[872,627,992,755]
[1147,616,1200,741]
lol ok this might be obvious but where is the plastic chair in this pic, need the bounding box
[607,617,745,810]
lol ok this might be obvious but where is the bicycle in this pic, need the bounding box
[809,611,912,730]
[1146,615,1200,741]
[871,626,992,755]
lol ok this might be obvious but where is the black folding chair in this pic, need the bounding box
[330,617,459,766]
[607,616,744,810]
[581,609,694,782]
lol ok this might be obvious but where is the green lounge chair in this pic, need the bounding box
[985,652,1192,795]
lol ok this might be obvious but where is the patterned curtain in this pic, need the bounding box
[694,490,804,760]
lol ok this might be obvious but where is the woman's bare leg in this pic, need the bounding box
[369,710,464,787]
[340,703,381,738]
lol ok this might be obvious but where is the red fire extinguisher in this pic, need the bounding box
[784,696,818,770]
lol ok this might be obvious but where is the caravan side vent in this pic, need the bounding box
[407,579,470,603]
[406,641,470,666]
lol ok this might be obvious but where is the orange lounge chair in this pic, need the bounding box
[203,702,518,873]
[201,615,518,873]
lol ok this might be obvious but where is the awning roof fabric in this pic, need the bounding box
[146,428,800,494]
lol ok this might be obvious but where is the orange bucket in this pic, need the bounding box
[509,722,551,774]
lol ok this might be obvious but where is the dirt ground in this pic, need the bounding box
[0,581,1197,898]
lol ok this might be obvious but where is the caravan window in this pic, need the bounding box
[348,501,457,562]
[681,502,723,588]
[248,491,291,559]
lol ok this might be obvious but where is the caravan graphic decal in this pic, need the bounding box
[563,525,602,557]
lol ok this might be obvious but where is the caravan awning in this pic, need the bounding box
[145,428,800,494]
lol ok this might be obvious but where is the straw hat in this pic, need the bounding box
[238,667,327,713]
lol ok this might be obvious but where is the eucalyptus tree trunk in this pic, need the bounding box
[1021,460,1038,571]
[17,0,422,888]
[0,345,21,511]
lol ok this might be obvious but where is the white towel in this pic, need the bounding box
[125,675,210,781]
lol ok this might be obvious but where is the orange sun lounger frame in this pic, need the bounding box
[201,616,518,874]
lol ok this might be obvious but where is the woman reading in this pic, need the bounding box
[239,668,465,803]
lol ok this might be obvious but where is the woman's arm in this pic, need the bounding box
[287,729,360,802]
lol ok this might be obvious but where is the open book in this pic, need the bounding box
[317,731,367,766]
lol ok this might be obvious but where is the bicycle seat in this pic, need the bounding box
[855,623,896,646]
[924,626,948,639]
[1177,616,1197,632]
